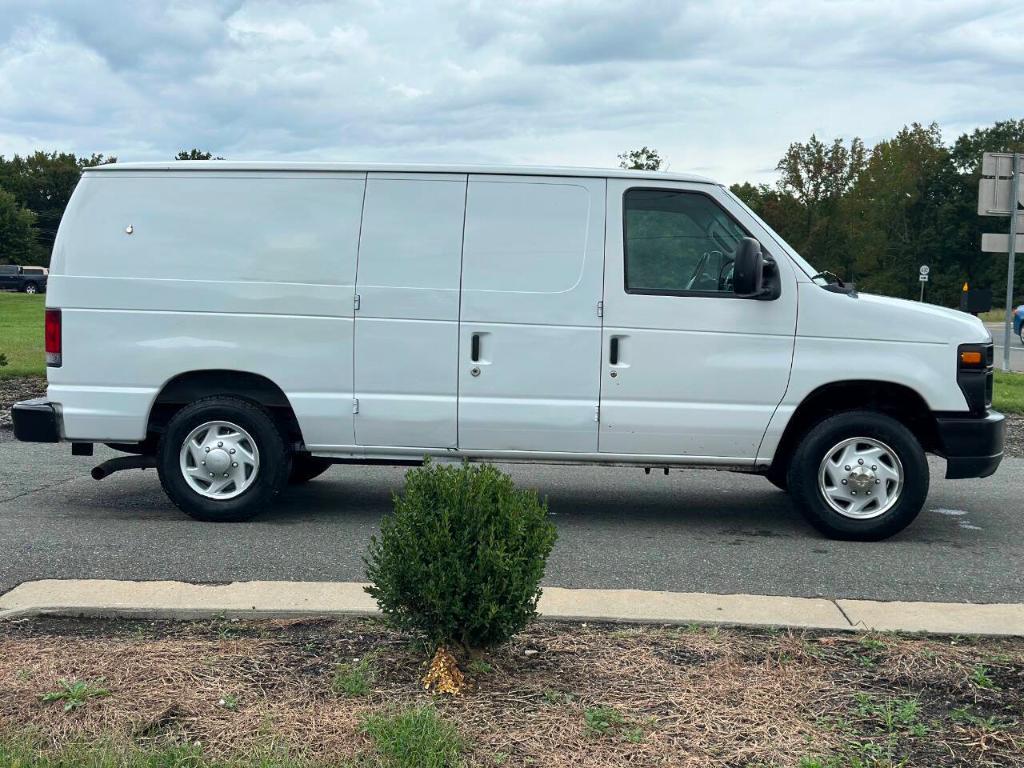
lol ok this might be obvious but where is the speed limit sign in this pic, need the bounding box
[919,265,929,282]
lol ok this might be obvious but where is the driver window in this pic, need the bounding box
[624,189,747,294]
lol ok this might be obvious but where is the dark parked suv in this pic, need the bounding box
[0,265,47,293]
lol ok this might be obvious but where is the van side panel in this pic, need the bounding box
[47,172,365,444]
[351,174,467,449]
[458,176,605,452]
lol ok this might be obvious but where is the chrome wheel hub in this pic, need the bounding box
[179,420,259,500]
[818,437,903,520]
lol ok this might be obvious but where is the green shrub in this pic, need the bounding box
[364,461,556,652]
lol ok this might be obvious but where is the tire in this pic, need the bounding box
[23,283,38,294]
[787,410,928,541]
[157,396,289,522]
[288,455,333,484]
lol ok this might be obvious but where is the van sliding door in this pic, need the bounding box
[457,176,605,454]
[352,174,467,448]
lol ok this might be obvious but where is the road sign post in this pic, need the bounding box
[918,265,929,302]
[978,152,1023,372]
[1004,154,1020,374]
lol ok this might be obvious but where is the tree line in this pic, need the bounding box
[2,126,1022,308]
[623,120,1024,308]
[0,149,218,265]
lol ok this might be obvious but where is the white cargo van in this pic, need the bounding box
[12,162,1004,540]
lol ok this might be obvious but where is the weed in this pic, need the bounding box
[970,664,998,690]
[40,679,110,712]
[218,694,239,711]
[466,659,493,676]
[583,706,624,736]
[333,657,375,697]
[361,705,465,768]
[541,689,575,706]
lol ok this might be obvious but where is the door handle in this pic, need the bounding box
[609,336,620,366]
[471,333,481,363]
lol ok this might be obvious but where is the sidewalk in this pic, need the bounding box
[3,579,1023,635]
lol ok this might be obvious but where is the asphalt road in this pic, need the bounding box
[986,322,1024,373]
[2,430,1022,605]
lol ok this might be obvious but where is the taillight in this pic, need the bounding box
[45,308,62,367]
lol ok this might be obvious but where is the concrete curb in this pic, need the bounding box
[1,580,1023,636]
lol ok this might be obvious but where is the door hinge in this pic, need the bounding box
[352,398,359,414]
[596,300,604,318]
[594,404,600,422]
[353,294,361,311]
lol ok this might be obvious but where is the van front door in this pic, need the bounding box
[598,180,798,462]
[353,174,466,448]
[457,176,606,454]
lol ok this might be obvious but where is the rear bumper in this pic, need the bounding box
[936,410,1005,479]
[11,398,61,443]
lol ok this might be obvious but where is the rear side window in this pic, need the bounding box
[624,189,747,295]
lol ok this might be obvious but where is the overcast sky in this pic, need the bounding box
[0,0,1021,184]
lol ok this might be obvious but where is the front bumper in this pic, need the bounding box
[936,410,1005,479]
[11,398,61,443]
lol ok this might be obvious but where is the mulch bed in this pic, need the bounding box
[0,376,45,430]
[0,616,1021,767]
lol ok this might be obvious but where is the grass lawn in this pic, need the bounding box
[994,370,1024,415]
[1,616,1022,767]
[2,289,1022,414]
[0,292,45,378]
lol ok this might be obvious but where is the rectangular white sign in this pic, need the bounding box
[981,232,1024,253]
[982,152,1019,178]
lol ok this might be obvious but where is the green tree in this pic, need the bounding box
[0,186,42,265]
[774,135,867,279]
[175,149,224,160]
[0,151,115,263]
[618,146,663,171]
[845,123,972,303]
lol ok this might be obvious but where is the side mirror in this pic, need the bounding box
[733,237,764,297]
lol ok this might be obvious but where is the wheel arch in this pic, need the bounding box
[769,380,939,475]
[147,369,304,448]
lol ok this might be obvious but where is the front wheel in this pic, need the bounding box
[157,396,289,521]
[787,411,928,541]
[23,283,38,294]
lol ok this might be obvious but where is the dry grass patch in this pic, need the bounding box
[0,617,1021,767]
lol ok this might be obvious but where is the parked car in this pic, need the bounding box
[0,264,47,293]
[1015,305,1024,345]
[11,162,1004,540]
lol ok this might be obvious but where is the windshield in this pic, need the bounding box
[724,188,828,286]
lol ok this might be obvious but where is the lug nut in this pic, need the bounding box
[858,458,864,465]
[232,462,238,467]
[841,479,848,485]
[229,449,235,455]
[201,461,206,465]
[871,465,877,471]
[205,447,210,453]
[217,441,223,448]
[875,479,881,484]
[223,473,229,477]
[851,491,857,495]
[209,472,214,477]
[845,465,851,471]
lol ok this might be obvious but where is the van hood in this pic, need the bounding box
[799,286,991,346]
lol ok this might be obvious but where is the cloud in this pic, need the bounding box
[0,0,1021,184]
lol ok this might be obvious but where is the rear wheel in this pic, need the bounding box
[787,410,928,541]
[23,283,38,294]
[288,455,333,484]
[157,396,289,522]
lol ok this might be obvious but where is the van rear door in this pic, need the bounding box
[457,176,606,453]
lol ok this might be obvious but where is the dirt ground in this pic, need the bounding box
[0,616,1021,767]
